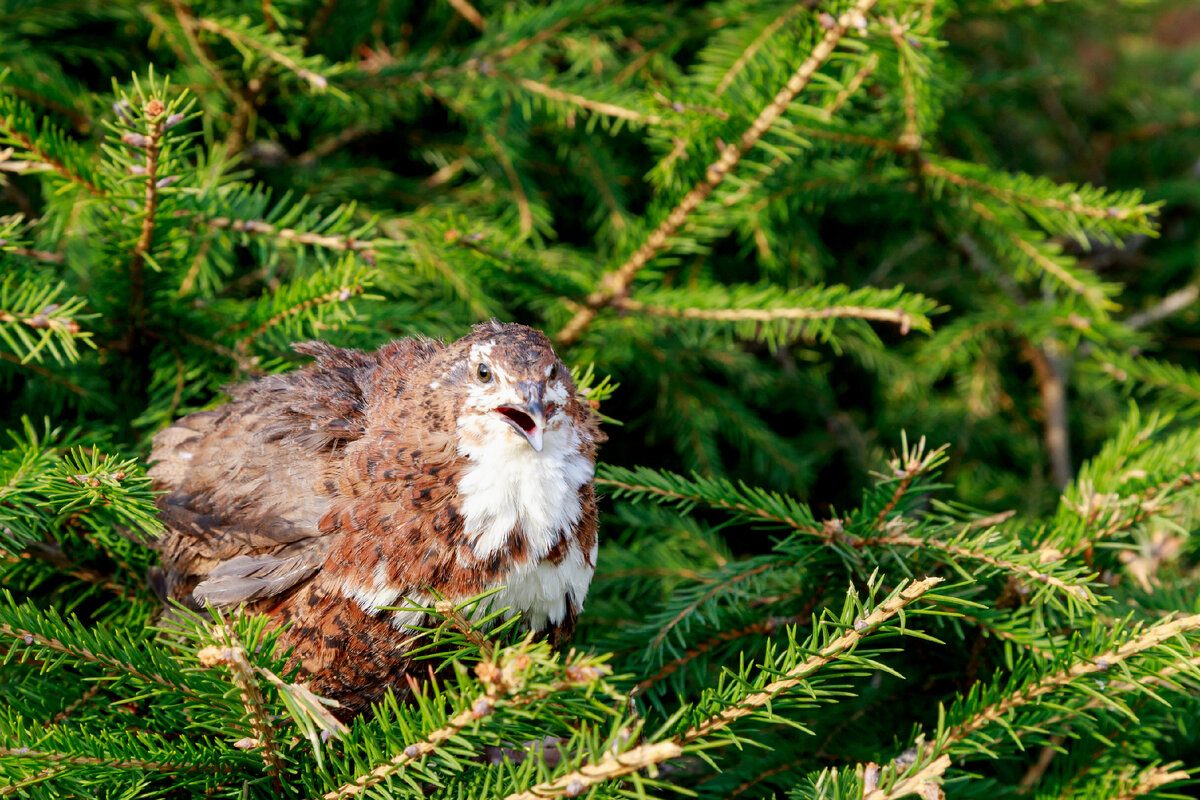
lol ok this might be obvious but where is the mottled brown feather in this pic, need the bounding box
[148,323,602,718]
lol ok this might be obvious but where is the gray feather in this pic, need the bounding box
[193,543,330,606]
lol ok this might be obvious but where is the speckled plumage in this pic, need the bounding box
[148,322,604,718]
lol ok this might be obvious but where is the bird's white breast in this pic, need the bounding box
[456,414,595,627]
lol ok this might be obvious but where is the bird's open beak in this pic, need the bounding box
[496,381,547,452]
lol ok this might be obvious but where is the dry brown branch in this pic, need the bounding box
[555,0,879,345]
[1125,285,1199,330]
[611,298,916,333]
[1023,340,1073,489]
[505,578,942,800]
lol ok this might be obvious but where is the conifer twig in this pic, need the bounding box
[555,0,879,345]
[512,77,662,125]
[713,5,807,97]
[505,578,942,800]
[233,283,365,351]
[320,662,609,800]
[192,17,329,90]
[127,100,165,340]
[927,613,1200,764]
[444,0,486,31]
[0,623,194,694]
[199,214,379,257]
[197,626,284,791]
[0,766,64,796]
[864,755,952,800]
[610,298,917,333]
[0,746,224,773]
[0,124,104,197]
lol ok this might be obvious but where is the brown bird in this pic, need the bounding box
[148,321,604,717]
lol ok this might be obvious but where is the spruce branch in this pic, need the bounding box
[0,617,193,697]
[933,614,1200,763]
[612,298,921,334]
[1104,764,1190,800]
[201,214,381,258]
[197,625,284,791]
[126,99,165,339]
[0,276,90,365]
[320,648,612,800]
[0,95,104,197]
[863,755,952,800]
[712,5,808,97]
[192,16,333,92]
[555,0,879,345]
[510,77,663,126]
[0,746,218,773]
[505,578,942,800]
[968,199,1116,310]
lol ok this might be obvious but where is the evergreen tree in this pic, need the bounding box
[2,0,1200,797]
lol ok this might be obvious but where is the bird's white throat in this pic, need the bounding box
[455,413,596,627]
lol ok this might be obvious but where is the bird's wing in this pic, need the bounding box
[148,338,438,607]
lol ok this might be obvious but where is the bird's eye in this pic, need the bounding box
[477,363,492,383]
[548,363,558,380]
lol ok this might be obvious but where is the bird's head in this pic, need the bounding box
[434,322,584,455]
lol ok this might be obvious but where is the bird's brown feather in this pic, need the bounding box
[148,324,601,718]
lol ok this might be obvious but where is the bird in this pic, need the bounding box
[147,321,605,718]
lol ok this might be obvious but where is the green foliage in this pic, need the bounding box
[3,0,1200,798]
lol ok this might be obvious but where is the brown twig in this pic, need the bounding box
[445,0,486,31]
[555,0,879,345]
[128,102,165,341]
[1023,340,1073,489]
[636,611,812,692]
